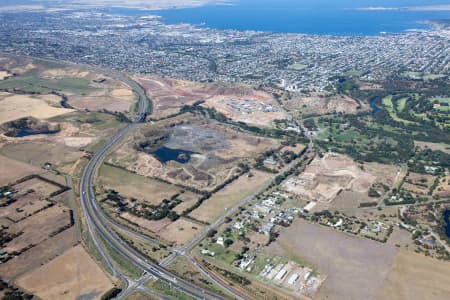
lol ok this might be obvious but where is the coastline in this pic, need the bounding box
[357,5,450,12]
[0,0,233,12]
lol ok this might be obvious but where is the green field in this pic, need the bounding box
[148,280,196,300]
[49,111,123,130]
[396,97,408,112]
[287,63,307,71]
[97,163,181,205]
[382,96,415,125]
[252,254,289,276]
[0,75,94,94]
[423,74,445,81]
[125,292,159,300]
[437,106,450,112]
[401,72,445,81]
[167,256,227,296]
[402,71,422,78]
[99,234,142,279]
[204,243,239,265]
[344,70,364,77]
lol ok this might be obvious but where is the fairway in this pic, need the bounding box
[423,74,445,81]
[0,75,94,94]
[396,97,408,112]
[382,95,415,124]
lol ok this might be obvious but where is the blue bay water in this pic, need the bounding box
[109,0,450,35]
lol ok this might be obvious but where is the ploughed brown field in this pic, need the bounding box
[16,245,114,300]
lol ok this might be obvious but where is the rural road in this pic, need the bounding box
[78,71,234,300]
[76,66,315,300]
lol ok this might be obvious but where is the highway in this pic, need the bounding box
[78,76,315,299]
[78,73,232,300]
[4,55,245,300]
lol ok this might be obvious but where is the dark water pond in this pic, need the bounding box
[444,209,450,239]
[152,146,195,163]
[370,97,381,115]
[15,129,57,137]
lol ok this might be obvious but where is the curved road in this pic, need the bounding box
[78,74,231,300]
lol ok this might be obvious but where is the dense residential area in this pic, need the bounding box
[0,10,448,91]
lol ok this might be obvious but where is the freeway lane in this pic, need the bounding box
[78,74,231,300]
[1,54,243,300]
[78,72,309,300]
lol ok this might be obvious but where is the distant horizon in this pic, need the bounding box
[106,0,450,36]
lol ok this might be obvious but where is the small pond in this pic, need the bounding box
[152,146,195,164]
[370,97,381,115]
[444,209,450,239]
[13,129,57,137]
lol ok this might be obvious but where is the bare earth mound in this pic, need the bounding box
[283,92,365,115]
[137,76,286,126]
[415,141,450,155]
[16,245,114,300]
[282,153,378,208]
[109,116,279,190]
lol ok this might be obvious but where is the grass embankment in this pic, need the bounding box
[98,234,143,279]
[146,279,196,300]
[0,75,94,94]
[167,256,227,296]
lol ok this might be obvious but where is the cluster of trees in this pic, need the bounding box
[202,261,251,286]
[0,231,13,250]
[2,117,60,137]
[0,186,16,207]
[436,209,450,246]
[384,193,416,206]
[101,287,122,300]
[105,189,181,221]
[234,246,250,261]
[303,119,318,131]
[269,155,309,188]
[335,77,359,94]
[101,109,132,123]
[137,198,181,221]
[103,189,126,207]
[368,187,381,198]
[0,280,30,298]
[359,202,378,208]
